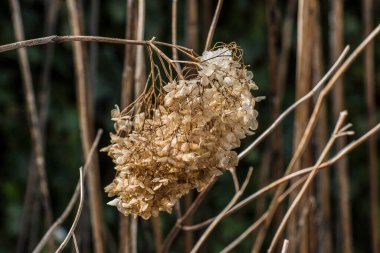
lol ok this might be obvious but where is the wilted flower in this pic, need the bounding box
[103,43,260,219]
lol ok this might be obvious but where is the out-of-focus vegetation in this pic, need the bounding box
[0,1,379,253]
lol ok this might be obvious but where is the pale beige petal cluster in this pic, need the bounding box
[103,45,259,219]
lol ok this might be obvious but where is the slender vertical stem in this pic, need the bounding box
[8,0,54,251]
[329,1,353,252]
[171,0,179,66]
[362,0,378,252]
[66,0,104,252]
[183,0,199,251]
[134,0,146,98]
[120,1,137,251]
[313,3,332,253]
[289,0,314,250]
[204,0,224,51]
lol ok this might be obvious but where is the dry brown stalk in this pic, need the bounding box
[268,111,353,252]
[171,0,180,70]
[129,1,146,252]
[286,0,314,251]
[204,0,224,51]
[182,119,380,232]
[238,45,349,160]
[8,0,55,250]
[281,239,290,253]
[250,23,380,252]
[55,167,85,253]
[32,130,103,253]
[313,3,332,252]
[134,0,146,98]
[362,0,379,252]
[120,1,137,252]
[329,1,353,252]
[152,217,162,253]
[17,1,61,251]
[160,177,217,253]
[183,1,199,250]
[73,233,79,253]
[190,168,254,253]
[160,45,349,253]
[66,0,104,252]
[220,213,268,253]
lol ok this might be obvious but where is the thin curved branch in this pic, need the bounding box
[204,0,224,51]
[238,45,350,160]
[190,167,253,253]
[55,167,85,253]
[182,122,380,231]
[32,130,103,253]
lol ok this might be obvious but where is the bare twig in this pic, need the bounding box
[73,234,79,253]
[287,0,316,251]
[238,46,350,160]
[362,1,378,252]
[32,130,103,253]
[8,0,54,250]
[183,122,380,231]
[220,214,268,253]
[171,0,181,71]
[313,3,333,252]
[329,1,353,252]
[250,23,380,252]
[66,1,105,252]
[197,118,379,251]
[160,45,349,253]
[160,177,217,253]
[268,111,352,252]
[281,239,290,253]
[120,1,137,252]
[152,217,162,253]
[134,0,146,98]
[55,167,85,253]
[190,168,253,253]
[204,0,224,51]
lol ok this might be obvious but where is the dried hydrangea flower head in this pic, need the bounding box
[103,43,260,219]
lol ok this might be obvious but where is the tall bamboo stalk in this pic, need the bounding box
[329,1,353,252]
[120,1,137,252]
[362,0,378,252]
[313,3,332,253]
[66,0,104,252]
[289,0,314,250]
[183,0,199,252]
[8,0,55,251]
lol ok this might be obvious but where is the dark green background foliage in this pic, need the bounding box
[0,1,379,252]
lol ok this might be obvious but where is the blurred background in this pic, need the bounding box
[0,0,379,252]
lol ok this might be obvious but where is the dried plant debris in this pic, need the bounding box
[103,43,260,219]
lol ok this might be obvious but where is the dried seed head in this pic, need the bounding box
[103,43,260,219]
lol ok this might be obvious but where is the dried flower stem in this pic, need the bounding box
[55,167,85,253]
[220,213,268,253]
[160,177,217,253]
[362,1,378,252]
[32,130,102,253]
[8,0,54,250]
[267,111,352,252]
[160,45,349,252]
[171,0,180,70]
[281,239,290,253]
[251,23,380,252]
[66,1,104,252]
[238,45,349,160]
[190,167,253,253]
[183,122,380,231]
[204,0,224,51]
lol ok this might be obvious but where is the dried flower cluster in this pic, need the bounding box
[103,44,260,219]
